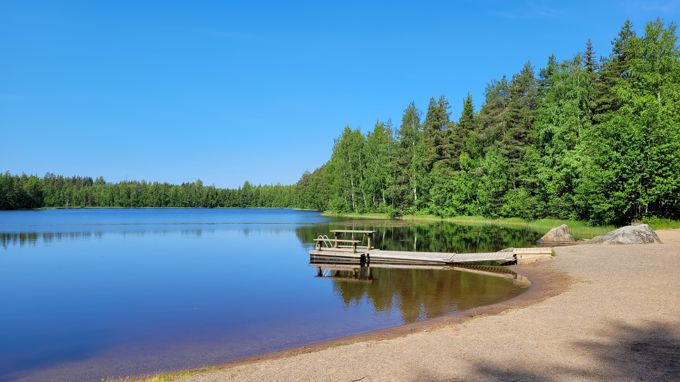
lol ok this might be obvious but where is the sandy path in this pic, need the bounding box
[179,229,680,381]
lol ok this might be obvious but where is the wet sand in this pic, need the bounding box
[166,229,680,381]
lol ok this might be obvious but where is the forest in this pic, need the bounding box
[2,20,679,225]
[0,174,296,210]
[295,19,680,225]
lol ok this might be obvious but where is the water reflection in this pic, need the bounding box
[0,210,538,381]
[314,264,528,324]
[2,220,542,252]
[0,226,299,249]
[1,230,197,249]
[296,220,543,253]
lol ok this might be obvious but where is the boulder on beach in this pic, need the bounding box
[589,224,662,244]
[537,224,575,244]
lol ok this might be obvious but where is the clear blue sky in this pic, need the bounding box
[1,1,678,188]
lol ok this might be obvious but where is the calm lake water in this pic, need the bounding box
[0,209,541,381]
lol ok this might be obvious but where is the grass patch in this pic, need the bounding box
[322,212,392,220]
[442,216,614,239]
[105,369,200,382]
[641,217,680,230]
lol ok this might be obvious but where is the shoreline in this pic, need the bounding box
[321,211,616,239]
[134,229,680,381]
[324,212,680,237]
[123,254,572,381]
[323,212,616,238]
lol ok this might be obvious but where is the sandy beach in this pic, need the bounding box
[168,229,680,382]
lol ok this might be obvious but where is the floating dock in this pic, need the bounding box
[310,230,553,266]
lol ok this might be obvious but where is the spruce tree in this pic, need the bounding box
[538,54,557,97]
[500,62,538,186]
[458,93,479,158]
[584,39,596,73]
[422,96,453,169]
[476,78,511,150]
[391,103,425,213]
[594,20,636,118]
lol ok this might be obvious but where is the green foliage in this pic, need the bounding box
[295,166,329,211]
[575,19,680,224]
[363,121,395,212]
[458,93,482,160]
[389,102,427,214]
[532,56,593,219]
[475,148,510,217]
[325,126,367,211]
[0,172,296,209]
[476,77,510,150]
[500,62,539,182]
[293,19,680,225]
[423,96,455,169]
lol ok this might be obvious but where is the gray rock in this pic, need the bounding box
[537,224,575,244]
[589,224,662,244]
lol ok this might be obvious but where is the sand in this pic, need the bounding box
[175,229,680,381]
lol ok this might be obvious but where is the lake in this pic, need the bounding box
[0,209,541,381]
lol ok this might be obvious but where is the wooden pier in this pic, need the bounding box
[310,230,553,266]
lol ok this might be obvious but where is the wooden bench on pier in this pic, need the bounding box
[313,238,362,253]
[313,229,376,254]
[330,229,376,250]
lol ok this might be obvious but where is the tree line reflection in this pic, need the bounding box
[295,220,542,253]
[1,229,215,249]
[3,220,541,254]
[3,220,533,324]
[303,221,537,322]
[324,266,526,323]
